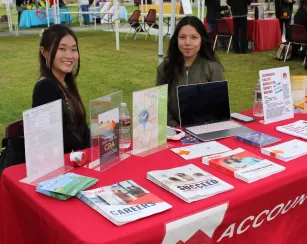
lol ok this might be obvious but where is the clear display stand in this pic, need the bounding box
[87,91,131,172]
[20,166,73,186]
[132,85,171,157]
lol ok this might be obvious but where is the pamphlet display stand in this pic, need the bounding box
[86,91,131,172]
[132,84,171,157]
[20,100,73,186]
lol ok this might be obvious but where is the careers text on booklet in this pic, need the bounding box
[202,148,285,183]
[147,164,234,203]
[77,180,171,226]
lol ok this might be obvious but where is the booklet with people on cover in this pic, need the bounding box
[77,180,172,226]
[236,131,281,148]
[36,173,98,200]
[147,164,234,203]
[261,139,307,162]
[276,120,307,140]
[202,148,285,183]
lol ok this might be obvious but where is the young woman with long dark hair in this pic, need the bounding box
[32,24,90,153]
[156,16,224,127]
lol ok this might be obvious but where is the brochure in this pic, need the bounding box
[259,67,294,124]
[171,141,231,160]
[36,173,98,200]
[147,164,234,203]
[77,180,172,226]
[98,108,120,164]
[202,148,285,183]
[236,131,281,148]
[261,139,307,162]
[276,120,307,140]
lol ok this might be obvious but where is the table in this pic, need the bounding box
[19,8,73,28]
[1,112,307,243]
[204,18,282,52]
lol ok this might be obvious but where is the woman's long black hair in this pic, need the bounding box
[39,24,86,134]
[163,16,220,86]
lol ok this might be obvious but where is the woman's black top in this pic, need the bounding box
[32,78,90,153]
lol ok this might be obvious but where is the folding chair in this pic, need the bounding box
[5,120,23,137]
[284,24,307,66]
[125,10,144,40]
[144,9,159,41]
[213,19,233,54]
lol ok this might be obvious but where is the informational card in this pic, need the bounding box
[132,85,168,155]
[259,66,294,124]
[290,76,307,114]
[23,100,64,183]
[98,108,120,164]
[171,141,231,160]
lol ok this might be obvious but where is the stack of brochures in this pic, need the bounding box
[261,139,307,162]
[147,164,234,203]
[202,148,285,183]
[36,173,98,200]
[77,180,172,226]
[236,131,281,148]
[276,120,307,140]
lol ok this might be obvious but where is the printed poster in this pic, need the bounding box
[132,84,168,155]
[259,66,294,124]
[98,108,120,164]
[23,100,64,183]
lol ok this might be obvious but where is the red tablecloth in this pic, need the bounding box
[1,112,307,244]
[205,18,282,52]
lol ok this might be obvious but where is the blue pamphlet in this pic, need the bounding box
[236,131,281,148]
[36,173,98,200]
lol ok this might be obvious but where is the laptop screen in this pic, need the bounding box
[177,81,231,127]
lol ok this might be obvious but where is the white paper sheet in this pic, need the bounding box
[171,141,231,160]
[23,99,64,182]
[259,66,294,124]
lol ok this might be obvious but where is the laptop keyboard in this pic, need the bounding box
[186,120,241,134]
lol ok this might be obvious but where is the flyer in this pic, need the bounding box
[259,66,294,124]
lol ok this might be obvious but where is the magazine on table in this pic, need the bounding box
[147,164,234,203]
[77,180,172,226]
[236,131,281,148]
[261,139,307,162]
[276,120,307,140]
[202,148,285,183]
[36,173,98,200]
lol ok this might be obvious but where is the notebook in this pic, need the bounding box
[177,81,253,141]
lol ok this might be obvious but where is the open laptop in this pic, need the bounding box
[177,81,253,141]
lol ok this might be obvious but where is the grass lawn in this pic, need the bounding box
[0,18,306,142]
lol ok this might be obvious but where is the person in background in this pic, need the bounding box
[205,0,231,48]
[294,0,307,57]
[226,0,251,54]
[156,16,224,127]
[32,25,90,153]
[80,0,90,27]
[275,0,296,41]
[294,0,307,33]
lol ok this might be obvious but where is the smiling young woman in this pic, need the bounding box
[156,16,224,127]
[32,25,90,153]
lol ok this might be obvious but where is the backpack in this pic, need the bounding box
[274,43,292,61]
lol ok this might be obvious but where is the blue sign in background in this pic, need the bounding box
[19,8,73,28]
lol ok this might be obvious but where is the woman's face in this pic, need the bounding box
[178,24,201,60]
[52,34,79,79]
